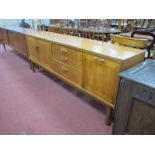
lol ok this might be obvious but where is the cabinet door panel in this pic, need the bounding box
[13,33,27,54]
[1,29,9,44]
[38,40,52,69]
[26,37,39,63]
[83,53,120,104]
[8,31,14,46]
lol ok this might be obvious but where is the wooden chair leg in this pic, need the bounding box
[105,107,113,125]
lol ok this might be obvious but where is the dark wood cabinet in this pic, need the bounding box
[113,60,155,135]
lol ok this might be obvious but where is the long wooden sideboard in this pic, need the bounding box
[0,26,145,125]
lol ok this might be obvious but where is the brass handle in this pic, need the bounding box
[61,66,64,70]
[95,57,105,63]
[60,56,68,61]
[61,66,68,72]
[64,67,69,72]
[34,44,39,50]
[63,57,68,61]
[60,56,64,60]
[60,47,68,53]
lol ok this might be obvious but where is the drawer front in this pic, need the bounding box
[51,59,61,74]
[52,44,82,70]
[52,59,82,86]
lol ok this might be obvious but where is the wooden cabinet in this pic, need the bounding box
[26,36,52,69]
[83,53,120,105]
[113,60,155,134]
[1,29,9,44]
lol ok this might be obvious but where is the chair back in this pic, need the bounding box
[110,34,148,49]
[131,31,155,58]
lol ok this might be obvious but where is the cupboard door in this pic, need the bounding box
[26,37,39,63]
[1,29,9,44]
[38,40,52,69]
[8,31,14,46]
[83,53,120,104]
[13,33,27,54]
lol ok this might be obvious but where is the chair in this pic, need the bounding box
[110,34,148,49]
[0,31,6,51]
[68,28,78,36]
[37,24,47,31]
[131,31,155,58]
[110,34,149,59]
[80,29,87,38]
[87,30,95,39]
[20,20,30,28]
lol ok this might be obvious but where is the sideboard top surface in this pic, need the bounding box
[0,26,144,63]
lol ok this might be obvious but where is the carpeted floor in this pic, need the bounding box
[0,44,112,135]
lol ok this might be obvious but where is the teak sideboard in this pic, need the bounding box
[0,26,145,125]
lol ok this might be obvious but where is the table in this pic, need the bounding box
[46,24,121,41]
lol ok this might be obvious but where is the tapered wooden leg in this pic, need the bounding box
[105,107,113,125]
[32,62,35,72]
[3,43,6,51]
[29,59,32,70]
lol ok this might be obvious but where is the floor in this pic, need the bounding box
[0,44,112,135]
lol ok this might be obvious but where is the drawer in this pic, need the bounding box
[51,59,62,74]
[52,44,82,70]
[52,59,82,86]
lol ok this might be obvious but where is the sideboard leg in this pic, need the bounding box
[29,59,32,70]
[105,107,112,125]
[32,62,35,72]
[3,43,6,51]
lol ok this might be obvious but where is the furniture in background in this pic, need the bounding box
[118,31,155,58]
[46,24,120,41]
[20,19,30,28]
[113,60,155,135]
[131,31,155,58]
[110,34,148,49]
